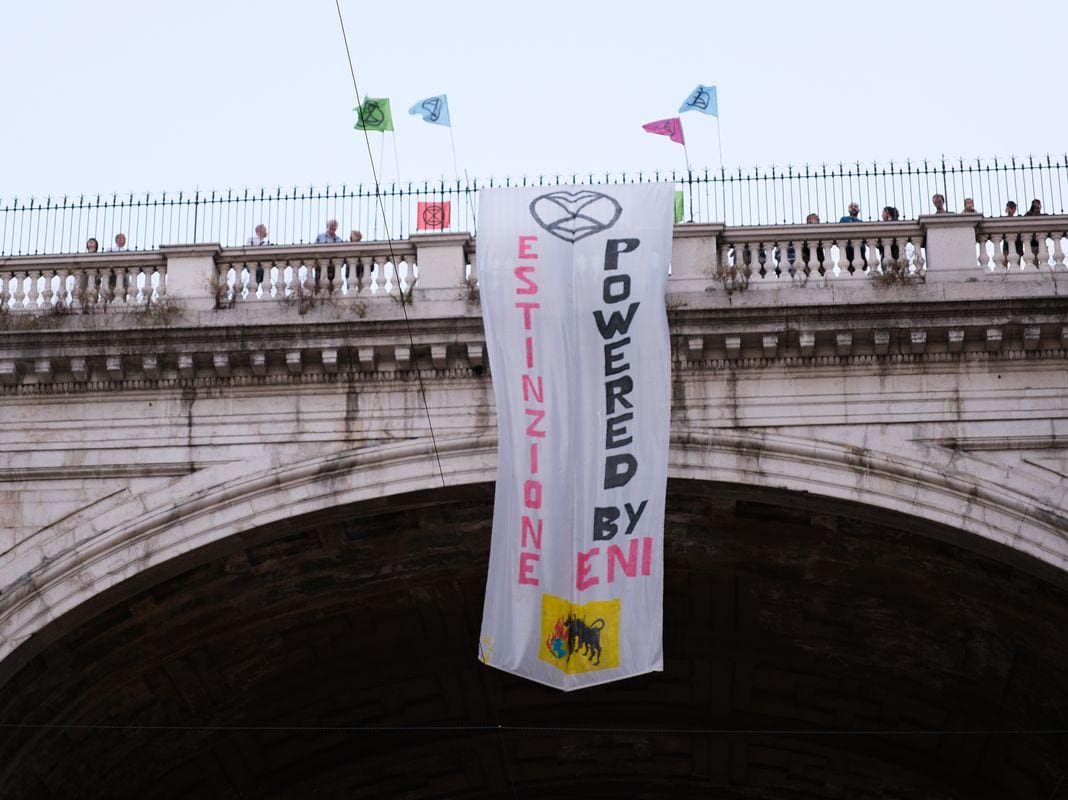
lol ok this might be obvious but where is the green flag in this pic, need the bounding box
[674,190,685,223]
[354,97,393,131]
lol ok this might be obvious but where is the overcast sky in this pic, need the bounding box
[2,0,1066,200]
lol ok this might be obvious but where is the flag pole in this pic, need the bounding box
[391,129,402,186]
[681,121,694,223]
[715,116,724,172]
[448,124,477,231]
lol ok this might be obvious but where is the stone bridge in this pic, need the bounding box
[1,214,1068,798]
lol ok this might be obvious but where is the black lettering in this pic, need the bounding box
[593,302,640,338]
[624,500,648,535]
[603,337,630,376]
[605,375,634,415]
[602,273,631,304]
[604,453,638,489]
[593,506,620,540]
[605,412,634,449]
[604,238,640,270]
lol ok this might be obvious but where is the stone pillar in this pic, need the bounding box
[670,224,723,292]
[412,233,472,297]
[160,244,221,311]
[919,215,979,283]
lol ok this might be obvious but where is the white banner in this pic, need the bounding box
[477,183,674,690]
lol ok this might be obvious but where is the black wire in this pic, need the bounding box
[2,721,1068,736]
[332,4,519,799]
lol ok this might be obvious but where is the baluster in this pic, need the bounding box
[327,258,338,294]
[16,272,27,308]
[976,235,991,270]
[993,234,1008,271]
[1052,233,1066,271]
[1007,234,1023,271]
[1034,231,1051,272]
[28,269,42,308]
[368,258,380,294]
[0,272,10,310]
[74,268,88,309]
[718,243,732,276]
[826,239,840,276]
[41,268,56,307]
[912,239,926,274]
[353,257,362,293]
[802,237,818,276]
[756,240,767,280]
[282,261,293,298]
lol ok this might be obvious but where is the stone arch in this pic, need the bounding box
[1,427,1065,685]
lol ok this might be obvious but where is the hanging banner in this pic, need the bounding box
[477,183,674,691]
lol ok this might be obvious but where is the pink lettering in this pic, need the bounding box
[518,552,540,585]
[518,236,538,260]
[529,441,539,474]
[525,337,534,369]
[523,479,542,509]
[522,374,543,403]
[514,265,538,294]
[607,539,639,583]
[525,408,547,438]
[515,301,540,329]
[576,548,600,591]
[521,516,543,549]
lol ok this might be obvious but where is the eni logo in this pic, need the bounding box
[539,593,620,673]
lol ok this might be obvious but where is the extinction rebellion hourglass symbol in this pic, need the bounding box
[358,100,386,128]
[417,201,451,231]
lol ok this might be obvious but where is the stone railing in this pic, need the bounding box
[976,216,1068,272]
[3,217,1067,319]
[215,240,419,304]
[714,221,926,287]
[0,251,167,312]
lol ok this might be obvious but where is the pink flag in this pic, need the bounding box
[642,117,685,145]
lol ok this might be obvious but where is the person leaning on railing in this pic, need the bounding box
[246,224,270,246]
[838,202,864,266]
[85,237,99,253]
[878,207,901,264]
[315,219,343,243]
[1024,198,1046,262]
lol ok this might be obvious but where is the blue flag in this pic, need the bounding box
[679,84,718,117]
[409,94,451,127]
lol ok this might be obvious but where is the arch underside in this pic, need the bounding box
[1,479,1067,799]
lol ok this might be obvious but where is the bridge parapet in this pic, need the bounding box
[1,215,1066,389]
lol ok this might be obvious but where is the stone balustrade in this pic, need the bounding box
[2,216,1067,321]
[714,221,926,287]
[0,251,168,312]
[976,216,1068,272]
[215,240,420,305]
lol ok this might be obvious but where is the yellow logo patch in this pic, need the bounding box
[539,593,620,673]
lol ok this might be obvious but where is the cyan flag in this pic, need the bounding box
[409,95,451,127]
[679,84,718,117]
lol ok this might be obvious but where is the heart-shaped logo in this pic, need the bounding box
[529,191,622,243]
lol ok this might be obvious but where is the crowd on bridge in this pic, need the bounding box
[77,197,1049,254]
[80,220,364,254]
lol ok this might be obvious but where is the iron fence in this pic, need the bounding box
[2,155,1066,256]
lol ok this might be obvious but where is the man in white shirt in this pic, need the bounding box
[246,224,270,246]
[315,219,343,243]
[108,233,128,252]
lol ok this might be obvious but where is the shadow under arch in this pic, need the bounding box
[1,426,1066,691]
[1,431,1068,796]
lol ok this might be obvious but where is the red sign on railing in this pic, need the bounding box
[417,201,451,231]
